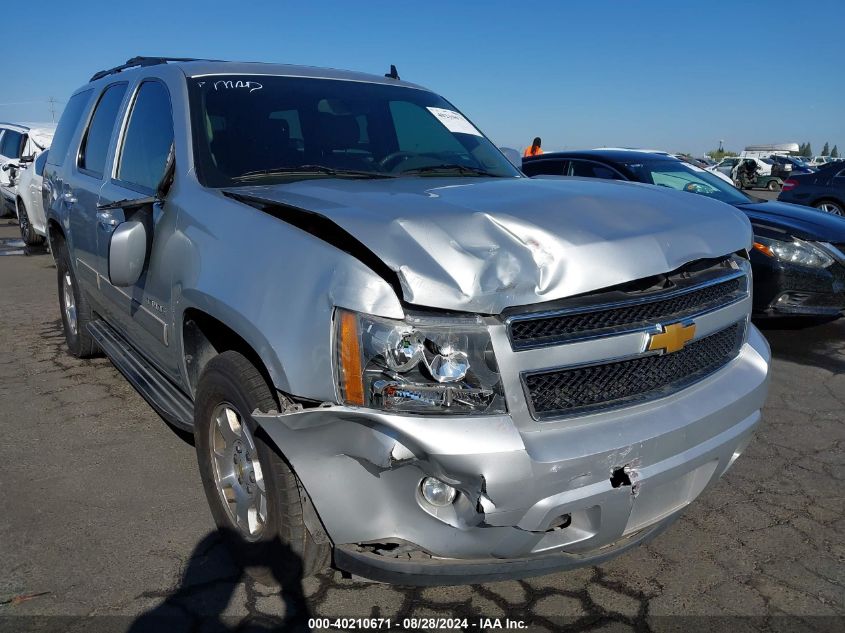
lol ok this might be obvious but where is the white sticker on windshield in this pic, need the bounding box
[427,107,483,136]
[687,164,705,172]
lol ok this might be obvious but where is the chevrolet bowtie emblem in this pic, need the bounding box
[647,321,696,354]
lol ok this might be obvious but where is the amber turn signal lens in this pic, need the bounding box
[338,310,365,406]
[752,242,773,258]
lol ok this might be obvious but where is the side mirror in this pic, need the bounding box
[109,221,147,286]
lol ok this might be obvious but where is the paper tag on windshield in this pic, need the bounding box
[687,164,705,172]
[427,107,483,136]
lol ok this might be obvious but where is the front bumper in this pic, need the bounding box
[752,252,845,317]
[254,325,770,584]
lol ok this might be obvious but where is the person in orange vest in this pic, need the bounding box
[524,137,543,157]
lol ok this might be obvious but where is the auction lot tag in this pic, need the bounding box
[427,107,483,136]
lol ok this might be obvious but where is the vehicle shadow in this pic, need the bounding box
[127,528,311,632]
[755,316,845,373]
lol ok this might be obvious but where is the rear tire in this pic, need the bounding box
[194,351,330,586]
[767,180,780,192]
[17,201,45,246]
[54,236,100,358]
[814,200,844,216]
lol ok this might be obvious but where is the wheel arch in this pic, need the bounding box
[181,305,287,404]
[813,197,845,211]
[47,219,65,246]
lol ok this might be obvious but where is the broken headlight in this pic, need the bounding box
[335,309,506,415]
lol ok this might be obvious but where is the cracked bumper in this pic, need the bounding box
[253,325,770,583]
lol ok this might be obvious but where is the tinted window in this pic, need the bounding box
[522,159,566,176]
[79,83,127,176]
[35,150,49,174]
[567,160,622,179]
[390,101,466,155]
[624,159,751,204]
[118,81,174,191]
[48,90,93,166]
[0,130,24,159]
[188,75,520,187]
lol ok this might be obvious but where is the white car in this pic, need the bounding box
[0,122,55,216]
[15,150,50,245]
[595,148,739,187]
[711,156,773,178]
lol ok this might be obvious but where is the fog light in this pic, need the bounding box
[420,477,457,506]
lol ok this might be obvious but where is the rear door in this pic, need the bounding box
[96,79,177,375]
[64,82,129,303]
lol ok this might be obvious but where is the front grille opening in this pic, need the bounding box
[511,277,742,348]
[523,322,744,420]
[506,257,748,350]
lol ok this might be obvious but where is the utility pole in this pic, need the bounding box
[47,97,58,123]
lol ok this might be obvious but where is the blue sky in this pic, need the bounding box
[4,0,843,156]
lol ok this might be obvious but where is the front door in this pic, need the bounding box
[95,79,178,380]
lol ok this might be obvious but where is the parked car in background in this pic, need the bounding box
[712,156,772,178]
[808,156,843,167]
[15,150,49,245]
[0,123,54,216]
[778,161,845,216]
[524,150,845,320]
[44,56,770,586]
[768,154,815,176]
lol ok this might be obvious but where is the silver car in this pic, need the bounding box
[44,57,770,585]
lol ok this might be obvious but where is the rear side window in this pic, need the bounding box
[522,159,566,176]
[567,160,623,180]
[0,130,24,159]
[117,81,174,191]
[78,83,127,177]
[48,89,93,166]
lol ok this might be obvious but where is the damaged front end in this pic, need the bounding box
[251,256,771,584]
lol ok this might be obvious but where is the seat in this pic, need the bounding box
[316,113,370,170]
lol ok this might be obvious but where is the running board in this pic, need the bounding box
[88,319,194,431]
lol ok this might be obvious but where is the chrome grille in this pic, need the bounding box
[524,321,745,420]
[507,261,747,350]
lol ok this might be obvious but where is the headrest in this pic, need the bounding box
[318,113,360,149]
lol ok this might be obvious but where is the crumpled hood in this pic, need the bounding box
[229,176,752,314]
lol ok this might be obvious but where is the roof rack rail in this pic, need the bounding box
[89,56,205,82]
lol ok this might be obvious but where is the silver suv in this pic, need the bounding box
[44,57,770,585]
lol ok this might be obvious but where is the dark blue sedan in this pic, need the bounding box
[778,161,845,216]
[523,150,845,319]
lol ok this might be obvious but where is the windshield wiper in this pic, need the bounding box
[399,164,499,177]
[233,164,396,181]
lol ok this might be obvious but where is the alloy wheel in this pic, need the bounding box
[62,272,78,335]
[817,202,843,216]
[209,403,267,540]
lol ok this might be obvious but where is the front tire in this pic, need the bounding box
[767,180,780,191]
[194,351,330,585]
[54,236,100,358]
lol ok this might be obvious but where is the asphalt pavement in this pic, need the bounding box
[0,215,842,633]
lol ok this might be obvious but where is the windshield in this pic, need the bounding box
[623,159,752,204]
[188,75,520,186]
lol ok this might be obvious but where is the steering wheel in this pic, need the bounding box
[378,151,415,172]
